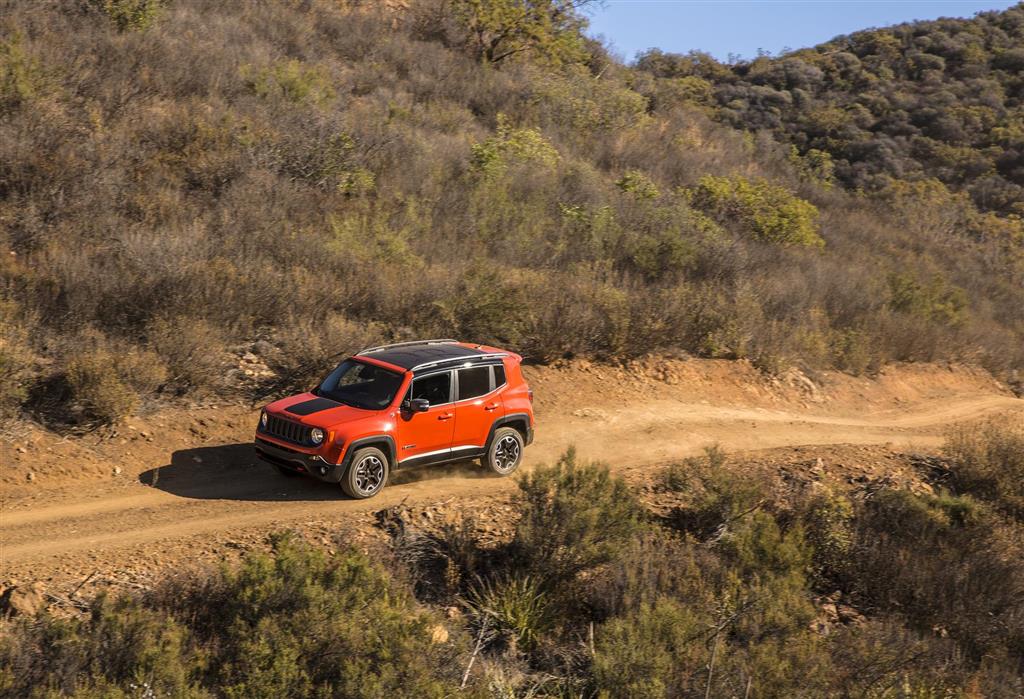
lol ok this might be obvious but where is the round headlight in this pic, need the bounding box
[310,428,325,445]
[260,411,268,428]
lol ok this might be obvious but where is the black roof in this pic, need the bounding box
[360,343,489,371]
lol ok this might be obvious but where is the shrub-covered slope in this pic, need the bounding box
[1,0,1021,426]
[637,4,1024,215]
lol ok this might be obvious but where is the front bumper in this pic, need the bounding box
[254,438,344,483]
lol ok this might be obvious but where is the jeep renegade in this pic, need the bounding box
[254,340,535,498]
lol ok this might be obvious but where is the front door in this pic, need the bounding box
[396,370,455,466]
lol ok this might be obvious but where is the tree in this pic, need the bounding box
[451,0,597,65]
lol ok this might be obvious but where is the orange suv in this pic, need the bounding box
[254,340,535,498]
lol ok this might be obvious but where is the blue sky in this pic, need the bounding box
[585,1,1020,62]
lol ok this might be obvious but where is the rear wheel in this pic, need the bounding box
[341,447,390,499]
[483,427,524,476]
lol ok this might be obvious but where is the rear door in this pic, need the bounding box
[396,370,456,465]
[452,364,503,457]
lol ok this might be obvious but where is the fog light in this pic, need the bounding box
[319,465,329,476]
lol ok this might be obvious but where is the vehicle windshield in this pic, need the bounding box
[315,359,404,410]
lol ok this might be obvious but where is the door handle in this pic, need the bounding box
[438,413,453,421]
[484,404,499,411]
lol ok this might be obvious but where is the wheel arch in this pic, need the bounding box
[485,413,531,450]
[341,435,397,471]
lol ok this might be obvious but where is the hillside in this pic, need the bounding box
[1,0,1022,429]
[637,4,1024,216]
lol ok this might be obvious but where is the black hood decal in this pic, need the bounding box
[284,397,343,416]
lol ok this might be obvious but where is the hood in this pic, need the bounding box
[265,392,376,428]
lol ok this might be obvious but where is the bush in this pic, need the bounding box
[662,445,771,539]
[512,449,644,583]
[463,575,550,653]
[243,59,335,105]
[0,535,471,697]
[0,303,34,422]
[0,33,46,112]
[91,0,165,32]
[61,332,167,424]
[689,175,824,248]
[802,491,854,586]
[147,316,227,395]
[946,417,1024,519]
[65,352,138,425]
[841,489,1024,663]
[888,272,968,326]
[471,115,560,179]
[592,598,705,698]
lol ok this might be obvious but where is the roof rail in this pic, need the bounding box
[357,339,459,356]
[411,353,508,373]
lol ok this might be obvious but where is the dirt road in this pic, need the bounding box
[2,358,1021,595]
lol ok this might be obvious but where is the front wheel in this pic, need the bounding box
[483,427,524,476]
[341,447,390,499]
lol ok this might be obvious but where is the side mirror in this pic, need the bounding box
[409,398,430,413]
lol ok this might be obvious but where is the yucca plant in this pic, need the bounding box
[463,575,549,653]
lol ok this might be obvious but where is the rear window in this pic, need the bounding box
[458,366,491,400]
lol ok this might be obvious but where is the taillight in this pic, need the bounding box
[528,389,534,403]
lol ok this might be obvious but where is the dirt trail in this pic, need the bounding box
[2,358,1021,593]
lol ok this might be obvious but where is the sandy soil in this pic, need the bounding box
[1,357,1021,601]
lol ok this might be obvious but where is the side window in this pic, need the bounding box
[493,364,507,389]
[458,366,491,401]
[411,372,451,405]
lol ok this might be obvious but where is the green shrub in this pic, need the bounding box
[91,0,165,31]
[0,595,199,698]
[243,59,335,105]
[661,444,727,492]
[689,175,824,247]
[946,417,1024,519]
[615,170,660,199]
[0,33,46,111]
[788,146,835,187]
[463,575,550,653]
[534,66,649,133]
[662,445,771,539]
[888,273,968,326]
[0,535,470,697]
[802,491,854,586]
[513,449,644,583]
[584,529,713,620]
[592,598,705,699]
[471,115,560,178]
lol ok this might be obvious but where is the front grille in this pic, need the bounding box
[264,414,311,445]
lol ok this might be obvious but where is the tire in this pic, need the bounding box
[275,464,301,477]
[341,447,390,499]
[482,427,524,476]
